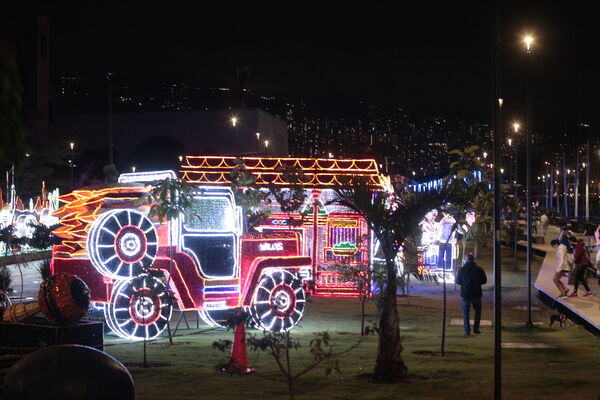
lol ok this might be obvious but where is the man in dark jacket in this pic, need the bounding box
[455,254,487,336]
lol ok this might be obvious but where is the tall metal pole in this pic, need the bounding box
[563,152,568,217]
[493,1,502,397]
[107,71,114,166]
[513,138,518,272]
[70,144,74,189]
[586,138,590,220]
[549,166,554,210]
[575,148,580,218]
[525,48,533,326]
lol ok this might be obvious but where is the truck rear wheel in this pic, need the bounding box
[249,269,305,332]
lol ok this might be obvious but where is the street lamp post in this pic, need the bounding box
[69,142,75,189]
[511,122,520,273]
[586,138,590,220]
[524,34,534,327]
[106,71,114,167]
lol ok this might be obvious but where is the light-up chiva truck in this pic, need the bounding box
[51,156,381,340]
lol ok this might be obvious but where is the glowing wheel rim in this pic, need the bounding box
[88,209,158,279]
[249,269,305,332]
[104,274,172,340]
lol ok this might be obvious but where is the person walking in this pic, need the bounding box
[595,225,600,273]
[540,213,549,236]
[456,254,487,336]
[551,239,572,298]
[569,238,592,297]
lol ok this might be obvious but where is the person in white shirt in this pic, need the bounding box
[551,239,572,298]
[540,214,549,236]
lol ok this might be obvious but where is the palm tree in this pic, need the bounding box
[438,146,489,356]
[334,179,447,382]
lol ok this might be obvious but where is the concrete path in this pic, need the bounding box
[533,224,600,332]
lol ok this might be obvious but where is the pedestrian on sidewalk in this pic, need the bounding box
[551,239,572,298]
[569,238,593,297]
[455,254,487,336]
[540,213,549,236]
[532,217,538,235]
[558,226,574,254]
[595,225,600,273]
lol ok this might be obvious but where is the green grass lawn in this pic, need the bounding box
[105,248,600,399]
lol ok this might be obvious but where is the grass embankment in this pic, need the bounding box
[106,248,600,399]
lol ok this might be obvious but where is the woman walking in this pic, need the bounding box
[569,239,592,297]
[551,239,572,298]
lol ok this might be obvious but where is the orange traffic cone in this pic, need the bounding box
[229,320,253,374]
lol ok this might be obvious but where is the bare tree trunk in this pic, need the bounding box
[286,331,294,400]
[143,337,147,366]
[440,223,458,357]
[483,222,488,248]
[441,270,446,356]
[360,298,366,336]
[373,256,408,382]
[165,241,174,345]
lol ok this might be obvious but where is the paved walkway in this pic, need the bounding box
[533,224,600,332]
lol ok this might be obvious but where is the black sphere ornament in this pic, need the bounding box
[2,345,135,400]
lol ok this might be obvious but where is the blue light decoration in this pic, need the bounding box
[408,170,484,193]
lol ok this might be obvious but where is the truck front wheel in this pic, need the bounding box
[248,269,306,332]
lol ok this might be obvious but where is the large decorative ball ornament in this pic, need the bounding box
[2,345,135,400]
[38,272,91,323]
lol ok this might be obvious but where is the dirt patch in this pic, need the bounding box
[413,350,472,357]
[150,342,193,346]
[124,362,170,368]
[355,373,427,384]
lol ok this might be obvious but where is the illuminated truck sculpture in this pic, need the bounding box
[51,157,382,340]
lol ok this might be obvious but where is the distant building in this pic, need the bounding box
[51,107,289,162]
[0,14,50,139]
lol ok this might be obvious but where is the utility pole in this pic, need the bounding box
[106,70,114,167]
[563,152,568,217]
[493,1,503,397]
[525,42,533,327]
[586,138,590,220]
[574,147,580,218]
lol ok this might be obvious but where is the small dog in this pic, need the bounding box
[550,313,567,327]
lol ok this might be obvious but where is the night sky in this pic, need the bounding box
[8,1,600,135]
